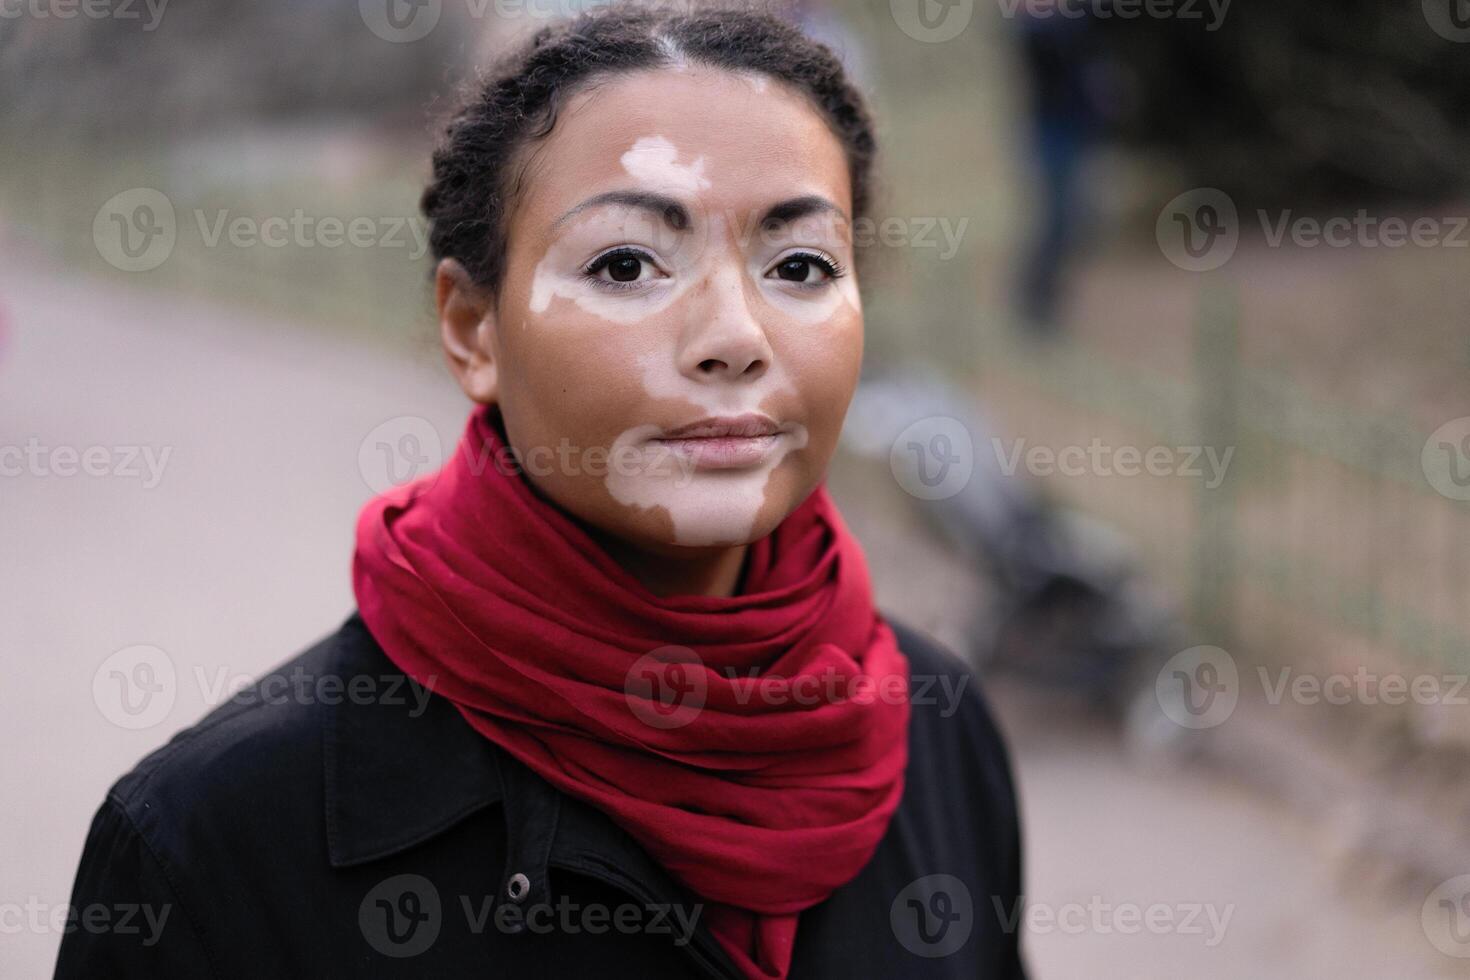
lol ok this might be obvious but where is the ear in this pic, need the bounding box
[435,258,500,404]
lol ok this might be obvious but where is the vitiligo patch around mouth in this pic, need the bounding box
[603,342,807,548]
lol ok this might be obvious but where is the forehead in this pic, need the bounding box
[513,66,853,225]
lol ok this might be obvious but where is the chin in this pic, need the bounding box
[620,509,788,554]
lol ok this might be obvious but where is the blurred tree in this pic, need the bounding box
[1101,0,1470,204]
[2,0,475,140]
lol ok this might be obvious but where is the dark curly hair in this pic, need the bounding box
[421,3,878,293]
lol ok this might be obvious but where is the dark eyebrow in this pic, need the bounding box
[760,195,848,229]
[553,191,848,235]
[553,190,690,231]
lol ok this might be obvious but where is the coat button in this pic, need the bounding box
[506,872,531,904]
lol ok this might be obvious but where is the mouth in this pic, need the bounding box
[649,413,787,470]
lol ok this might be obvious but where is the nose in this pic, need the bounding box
[675,266,773,383]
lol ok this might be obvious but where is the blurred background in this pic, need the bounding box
[4,0,1470,975]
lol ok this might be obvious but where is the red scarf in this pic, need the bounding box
[353,406,909,979]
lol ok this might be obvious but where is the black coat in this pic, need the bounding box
[56,613,1027,978]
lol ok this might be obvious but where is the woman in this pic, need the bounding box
[57,8,1025,978]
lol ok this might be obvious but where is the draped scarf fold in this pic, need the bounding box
[353,406,910,979]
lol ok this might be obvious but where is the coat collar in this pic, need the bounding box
[321,614,504,868]
[318,614,743,979]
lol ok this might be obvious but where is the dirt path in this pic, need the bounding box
[0,251,1447,977]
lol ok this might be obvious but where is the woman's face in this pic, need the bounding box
[468,66,863,553]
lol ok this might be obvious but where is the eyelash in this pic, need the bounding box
[776,249,846,286]
[578,247,847,292]
[581,247,660,292]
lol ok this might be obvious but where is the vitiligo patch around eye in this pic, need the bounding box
[757,266,861,325]
[528,136,711,325]
[528,217,691,325]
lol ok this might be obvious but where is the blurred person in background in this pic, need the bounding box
[1012,5,1111,336]
[55,7,1025,979]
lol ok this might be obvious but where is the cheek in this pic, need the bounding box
[498,315,650,452]
[784,303,865,441]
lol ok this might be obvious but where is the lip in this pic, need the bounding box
[650,414,786,470]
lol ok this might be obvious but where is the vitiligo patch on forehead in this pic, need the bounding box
[620,136,711,197]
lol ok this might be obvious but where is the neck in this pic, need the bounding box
[593,532,750,598]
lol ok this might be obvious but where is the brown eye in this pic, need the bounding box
[769,251,842,285]
[607,255,642,282]
[776,258,813,282]
[586,247,660,287]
